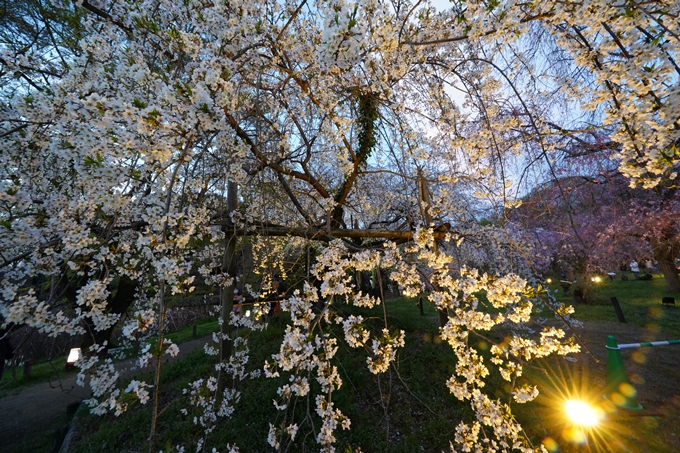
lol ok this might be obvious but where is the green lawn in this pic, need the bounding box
[0,354,77,395]
[0,317,220,395]
[544,273,680,338]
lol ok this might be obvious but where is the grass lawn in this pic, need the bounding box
[0,353,77,396]
[0,317,220,395]
[544,273,680,338]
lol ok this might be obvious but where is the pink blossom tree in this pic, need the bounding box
[513,138,680,293]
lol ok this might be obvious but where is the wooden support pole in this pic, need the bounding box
[220,181,238,365]
[419,170,449,328]
[217,225,457,241]
[610,297,627,323]
[23,360,32,377]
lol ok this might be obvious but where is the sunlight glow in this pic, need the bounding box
[565,400,602,426]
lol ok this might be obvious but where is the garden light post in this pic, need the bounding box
[65,347,81,370]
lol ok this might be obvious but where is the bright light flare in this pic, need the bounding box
[565,400,602,427]
[594,276,602,283]
[546,278,552,284]
[536,361,634,452]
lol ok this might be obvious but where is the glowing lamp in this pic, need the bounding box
[245,310,251,318]
[564,400,602,427]
[546,278,552,284]
[66,347,82,369]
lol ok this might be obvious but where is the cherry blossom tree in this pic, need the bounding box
[586,174,680,293]
[512,136,680,293]
[1,0,679,452]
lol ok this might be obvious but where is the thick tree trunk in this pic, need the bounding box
[219,235,236,363]
[81,276,136,351]
[656,251,680,293]
[651,234,680,293]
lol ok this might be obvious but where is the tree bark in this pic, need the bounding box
[651,233,680,293]
[655,248,680,293]
[419,171,449,328]
[81,276,136,351]
[219,181,238,365]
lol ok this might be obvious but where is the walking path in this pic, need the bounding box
[0,335,212,452]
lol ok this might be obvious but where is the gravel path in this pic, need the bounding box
[0,335,212,453]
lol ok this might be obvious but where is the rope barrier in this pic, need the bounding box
[606,339,680,350]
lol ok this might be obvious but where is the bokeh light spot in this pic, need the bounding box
[632,351,646,364]
[542,436,559,452]
[562,426,587,444]
[643,416,659,430]
[645,322,661,333]
[619,382,636,398]
[611,392,626,406]
[630,373,645,385]
[648,306,663,319]
[601,399,617,414]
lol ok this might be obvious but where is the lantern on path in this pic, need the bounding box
[66,348,81,370]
